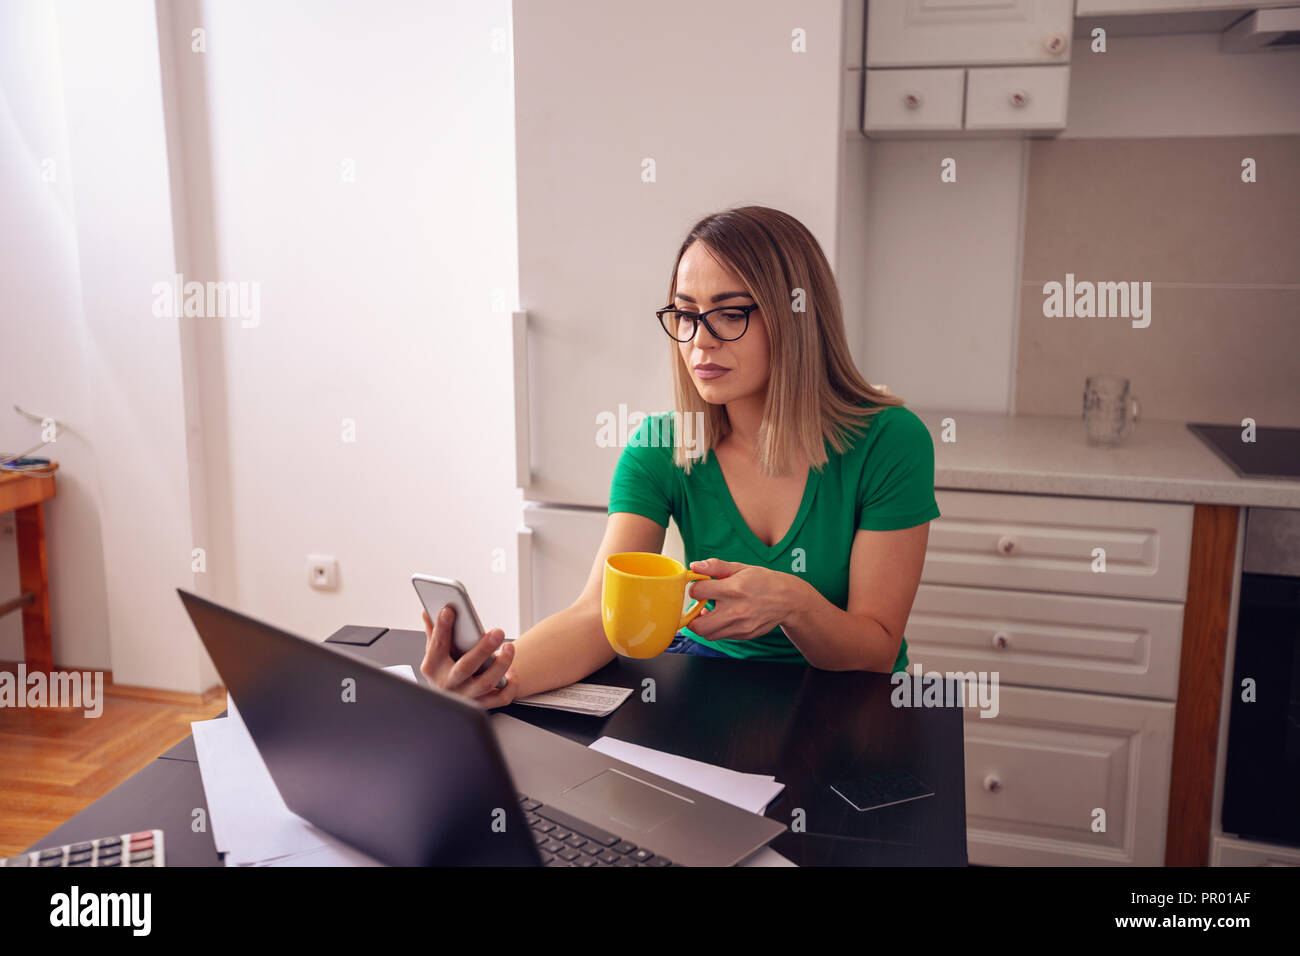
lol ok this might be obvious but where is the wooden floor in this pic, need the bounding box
[0,663,225,858]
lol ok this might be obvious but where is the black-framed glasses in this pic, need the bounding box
[656,304,758,342]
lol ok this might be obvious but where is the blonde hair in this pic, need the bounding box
[666,205,904,476]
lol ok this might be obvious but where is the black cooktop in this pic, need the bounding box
[1187,423,1300,481]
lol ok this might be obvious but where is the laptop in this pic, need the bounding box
[177,589,786,867]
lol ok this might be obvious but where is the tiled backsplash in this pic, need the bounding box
[1015,135,1300,428]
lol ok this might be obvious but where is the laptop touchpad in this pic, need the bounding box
[562,769,693,832]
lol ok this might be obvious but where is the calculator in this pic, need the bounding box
[1,830,165,867]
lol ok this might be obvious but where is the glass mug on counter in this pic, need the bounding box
[601,552,712,658]
[1083,375,1140,447]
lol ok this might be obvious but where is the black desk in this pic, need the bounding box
[27,629,968,866]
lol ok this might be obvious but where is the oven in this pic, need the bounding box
[1221,507,1300,847]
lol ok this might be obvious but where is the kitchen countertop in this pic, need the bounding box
[908,408,1300,509]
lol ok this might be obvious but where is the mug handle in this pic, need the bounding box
[1121,395,1140,439]
[679,572,712,628]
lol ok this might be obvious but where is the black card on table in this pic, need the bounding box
[325,625,389,646]
[830,769,935,812]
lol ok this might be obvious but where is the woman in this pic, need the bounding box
[421,205,939,708]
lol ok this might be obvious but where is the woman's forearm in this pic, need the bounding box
[507,601,616,700]
[779,576,899,673]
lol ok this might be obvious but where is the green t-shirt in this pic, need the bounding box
[606,403,941,673]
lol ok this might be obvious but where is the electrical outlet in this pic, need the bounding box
[308,554,338,590]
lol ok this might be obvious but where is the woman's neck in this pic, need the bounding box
[722,394,766,456]
[719,394,810,476]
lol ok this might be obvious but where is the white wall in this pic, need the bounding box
[858,138,1027,412]
[0,0,111,671]
[2,0,520,692]
[1,0,214,692]
[53,0,212,691]
[856,29,1300,413]
[171,0,521,646]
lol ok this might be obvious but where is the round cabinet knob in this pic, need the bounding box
[1045,33,1066,55]
[992,631,1010,650]
[984,775,1001,793]
[1009,90,1030,109]
[902,92,922,110]
[997,535,1017,555]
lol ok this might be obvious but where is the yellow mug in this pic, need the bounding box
[601,552,712,658]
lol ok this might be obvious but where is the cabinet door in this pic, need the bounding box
[965,65,1069,131]
[964,685,1175,865]
[863,68,965,133]
[866,0,1073,67]
[908,582,1184,699]
[922,489,1193,602]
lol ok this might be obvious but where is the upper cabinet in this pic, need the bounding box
[866,0,1073,67]
[862,0,1073,137]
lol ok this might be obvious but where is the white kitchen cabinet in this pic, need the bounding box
[964,685,1176,866]
[964,65,1069,132]
[866,0,1073,67]
[863,64,1071,136]
[908,487,1192,866]
[863,67,965,132]
[921,489,1194,602]
[909,582,1184,698]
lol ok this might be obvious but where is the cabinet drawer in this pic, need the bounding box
[863,68,964,133]
[963,685,1175,865]
[923,489,1193,602]
[964,66,1069,131]
[908,583,1184,699]
[866,0,1073,68]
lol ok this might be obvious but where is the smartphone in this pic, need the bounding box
[411,574,507,690]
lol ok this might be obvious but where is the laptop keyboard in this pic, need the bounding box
[518,793,681,867]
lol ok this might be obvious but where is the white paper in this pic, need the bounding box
[191,714,329,863]
[381,663,418,683]
[251,838,384,867]
[195,664,415,866]
[514,682,634,716]
[588,736,785,816]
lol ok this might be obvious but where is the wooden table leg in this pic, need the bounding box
[15,500,52,674]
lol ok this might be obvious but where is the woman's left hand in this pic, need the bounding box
[683,558,806,642]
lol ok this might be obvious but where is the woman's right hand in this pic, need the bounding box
[420,605,519,709]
